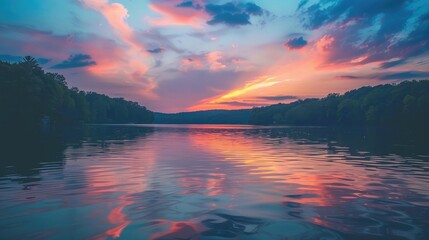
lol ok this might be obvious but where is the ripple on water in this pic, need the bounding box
[0,125,428,239]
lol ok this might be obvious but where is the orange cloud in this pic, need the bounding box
[188,37,386,111]
[315,35,335,53]
[189,75,285,110]
[180,51,231,72]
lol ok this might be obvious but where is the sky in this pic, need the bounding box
[1,0,429,112]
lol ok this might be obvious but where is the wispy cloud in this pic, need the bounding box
[257,95,298,101]
[82,0,155,97]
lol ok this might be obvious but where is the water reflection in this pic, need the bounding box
[0,125,428,239]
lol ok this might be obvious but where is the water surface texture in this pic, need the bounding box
[1,125,428,239]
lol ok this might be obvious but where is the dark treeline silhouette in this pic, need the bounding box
[0,56,153,127]
[250,81,429,127]
[154,109,251,124]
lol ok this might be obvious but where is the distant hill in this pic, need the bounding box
[154,109,251,124]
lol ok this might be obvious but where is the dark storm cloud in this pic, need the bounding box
[297,0,429,67]
[205,2,264,26]
[257,95,299,101]
[285,37,307,49]
[52,54,96,69]
[147,47,164,54]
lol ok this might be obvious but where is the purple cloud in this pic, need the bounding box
[298,0,429,67]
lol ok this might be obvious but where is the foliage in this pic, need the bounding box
[154,109,251,124]
[250,81,429,127]
[0,57,153,127]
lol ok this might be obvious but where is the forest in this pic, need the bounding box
[154,109,251,124]
[250,80,429,128]
[0,56,153,128]
[2,56,428,129]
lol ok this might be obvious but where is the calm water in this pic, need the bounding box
[1,125,428,240]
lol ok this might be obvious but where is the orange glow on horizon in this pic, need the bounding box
[187,35,388,111]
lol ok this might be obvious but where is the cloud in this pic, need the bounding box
[207,51,226,71]
[207,12,250,26]
[298,0,429,67]
[244,3,263,16]
[205,2,264,26]
[257,95,298,101]
[379,59,407,69]
[335,75,362,79]
[138,29,184,54]
[0,23,156,100]
[193,76,285,110]
[52,54,96,69]
[149,1,265,27]
[379,71,429,80]
[176,1,202,10]
[147,48,164,54]
[336,71,429,80]
[217,101,260,107]
[149,0,207,27]
[37,58,51,65]
[180,51,244,72]
[298,0,409,30]
[82,0,155,97]
[285,37,307,50]
[154,69,247,112]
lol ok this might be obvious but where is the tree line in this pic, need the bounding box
[250,80,429,128]
[0,56,153,127]
[154,109,251,124]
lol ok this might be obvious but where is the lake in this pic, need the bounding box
[1,125,428,239]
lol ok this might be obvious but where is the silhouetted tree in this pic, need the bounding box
[250,80,429,129]
[0,57,153,128]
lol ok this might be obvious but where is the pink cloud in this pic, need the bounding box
[148,0,208,28]
[82,0,154,97]
[207,51,226,71]
[179,51,245,72]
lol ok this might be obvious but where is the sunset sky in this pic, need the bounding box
[1,0,429,112]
